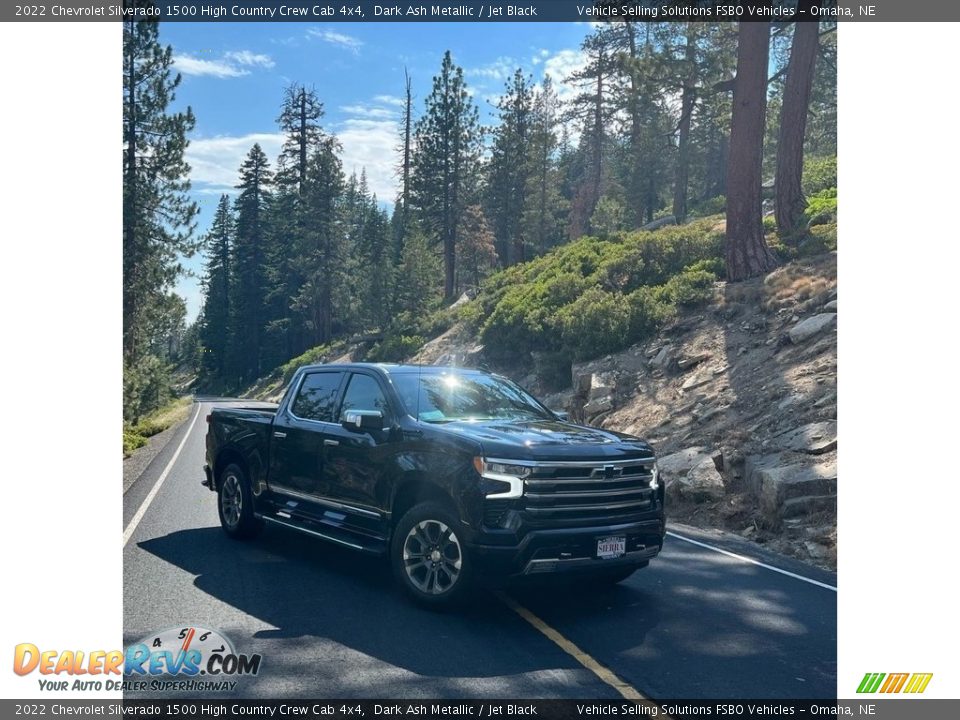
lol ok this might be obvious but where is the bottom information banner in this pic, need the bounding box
[2,700,960,720]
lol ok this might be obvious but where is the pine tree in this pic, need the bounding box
[199,195,233,379]
[230,144,273,383]
[293,139,346,345]
[412,51,481,301]
[522,75,567,256]
[726,21,778,282]
[566,30,617,238]
[775,13,821,237]
[276,83,326,192]
[457,204,498,291]
[122,12,199,418]
[486,69,534,265]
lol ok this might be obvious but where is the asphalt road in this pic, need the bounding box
[123,401,837,700]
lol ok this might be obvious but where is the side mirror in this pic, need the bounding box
[552,410,570,421]
[342,409,384,431]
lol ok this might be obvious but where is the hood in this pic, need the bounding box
[434,418,653,460]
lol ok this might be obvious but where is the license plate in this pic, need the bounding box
[597,536,626,559]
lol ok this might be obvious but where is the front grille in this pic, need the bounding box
[521,457,658,526]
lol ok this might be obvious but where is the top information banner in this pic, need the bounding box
[5,0,957,23]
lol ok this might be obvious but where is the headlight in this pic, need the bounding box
[472,457,530,499]
[649,463,660,490]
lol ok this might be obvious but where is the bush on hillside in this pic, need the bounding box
[475,220,723,363]
[804,187,838,225]
[802,156,837,196]
[558,288,633,360]
[367,334,425,363]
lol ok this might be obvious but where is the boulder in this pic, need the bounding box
[823,300,837,312]
[588,372,617,402]
[464,345,485,365]
[658,447,711,497]
[583,395,613,416]
[782,494,837,519]
[678,352,711,370]
[681,371,712,391]
[678,457,725,501]
[649,346,673,371]
[773,421,837,455]
[751,457,838,520]
[542,388,574,414]
[788,313,837,344]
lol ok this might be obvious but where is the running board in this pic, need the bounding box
[257,513,384,554]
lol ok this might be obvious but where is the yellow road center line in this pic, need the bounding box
[496,591,651,703]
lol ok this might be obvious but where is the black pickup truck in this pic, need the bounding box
[204,363,665,606]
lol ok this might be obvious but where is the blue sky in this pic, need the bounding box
[162,22,595,321]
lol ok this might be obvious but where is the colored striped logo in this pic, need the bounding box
[857,672,933,694]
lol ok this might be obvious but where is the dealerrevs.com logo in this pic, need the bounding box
[13,626,262,692]
[856,672,933,694]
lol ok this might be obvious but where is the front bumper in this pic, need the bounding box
[467,518,664,577]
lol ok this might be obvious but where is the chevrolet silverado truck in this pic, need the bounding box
[203,363,665,606]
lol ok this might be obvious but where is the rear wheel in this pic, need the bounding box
[217,463,262,540]
[391,502,473,608]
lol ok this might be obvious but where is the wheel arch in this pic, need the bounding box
[213,448,249,491]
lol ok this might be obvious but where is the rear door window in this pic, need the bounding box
[291,372,344,423]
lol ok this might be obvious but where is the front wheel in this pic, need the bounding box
[217,463,262,540]
[391,502,473,608]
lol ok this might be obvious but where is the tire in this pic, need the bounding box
[391,502,473,608]
[586,562,647,586]
[217,463,263,540]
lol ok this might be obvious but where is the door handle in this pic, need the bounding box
[273,431,287,439]
[323,439,340,447]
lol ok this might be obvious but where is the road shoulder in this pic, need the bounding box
[123,403,196,495]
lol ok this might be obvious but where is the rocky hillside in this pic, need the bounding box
[417,253,838,569]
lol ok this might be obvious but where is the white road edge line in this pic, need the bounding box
[122,402,202,548]
[666,530,837,592]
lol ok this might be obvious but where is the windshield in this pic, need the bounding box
[392,372,554,423]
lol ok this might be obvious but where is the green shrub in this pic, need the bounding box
[367,334,425,363]
[455,300,486,332]
[123,354,174,423]
[590,196,625,239]
[278,343,333,382]
[655,268,718,307]
[558,288,632,361]
[626,287,675,340]
[800,222,838,256]
[803,156,837,196]
[685,257,725,277]
[123,430,147,457]
[804,187,838,225]
[690,196,726,216]
[473,219,724,365]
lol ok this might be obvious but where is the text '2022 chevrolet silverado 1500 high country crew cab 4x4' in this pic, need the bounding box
[203,364,665,606]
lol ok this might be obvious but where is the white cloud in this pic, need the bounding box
[223,50,275,69]
[174,50,275,79]
[542,48,589,102]
[466,56,519,83]
[373,94,405,107]
[174,55,249,79]
[340,104,397,120]
[337,117,398,202]
[307,28,363,52]
[186,132,285,193]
